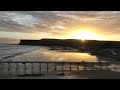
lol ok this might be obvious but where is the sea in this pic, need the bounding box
[0,43,118,79]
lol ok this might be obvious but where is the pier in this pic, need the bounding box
[0,61,120,76]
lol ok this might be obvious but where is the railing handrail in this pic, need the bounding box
[0,61,120,65]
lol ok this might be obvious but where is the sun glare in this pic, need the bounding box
[70,28,101,40]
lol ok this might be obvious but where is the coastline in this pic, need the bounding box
[49,46,119,62]
[0,44,120,79]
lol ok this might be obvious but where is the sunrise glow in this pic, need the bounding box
[0,11,120,43]
[70,28,102,40]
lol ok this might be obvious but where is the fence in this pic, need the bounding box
[0,61,120,76]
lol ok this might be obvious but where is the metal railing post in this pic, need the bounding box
[39,63,41,75]
[47,63,48,74]
[77,63,79,70]
[54,63,56,71]
[61,62,64,75]
[23,63,26,75]
[16,63,19,75]
[31,63,34,75]
[70,63,71,70]
[0,61,120,76]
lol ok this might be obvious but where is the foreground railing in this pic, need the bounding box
[0,61,120,76]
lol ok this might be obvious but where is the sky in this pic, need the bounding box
[0,11,120,43]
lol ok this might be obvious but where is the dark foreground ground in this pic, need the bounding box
[0,70,120,79]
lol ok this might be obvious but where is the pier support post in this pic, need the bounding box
[70,63,71,71]
[2,63,4,70]
[115,65,117,71]
[16,63,19,75]
[0,63,2,70]
[77,64,79,70]
[93,64,95,70]
[39,63,42,75]
[61,62,64,75]
[54,63,56,71]
[47,63,49,74]
[8,63,11,75]
[23,63,26,75]
[31,63,34,75]
[15,63,17,75]
[0,63,1,70]
[84,63,87,70]
[105,65,108,70]
[100,63,102,70]
[107,66,110,71]
[8,63,10,71]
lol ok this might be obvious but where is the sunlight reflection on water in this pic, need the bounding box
[11,47,98,62]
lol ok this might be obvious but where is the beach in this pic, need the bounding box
[0,44,120,79]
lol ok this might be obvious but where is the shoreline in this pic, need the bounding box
[0,44,120,79]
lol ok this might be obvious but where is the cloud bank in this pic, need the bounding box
[0,11,120,42]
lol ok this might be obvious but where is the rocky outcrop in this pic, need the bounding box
[19,39,84,48]
[19,38,120,49]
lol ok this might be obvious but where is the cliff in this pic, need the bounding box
[19,39,97,48]
[19,39,120,49]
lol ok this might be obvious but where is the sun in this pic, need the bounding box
[71,29,100,40]
[72,31,95,40]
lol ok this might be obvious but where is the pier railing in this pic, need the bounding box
[0,61,120,76]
